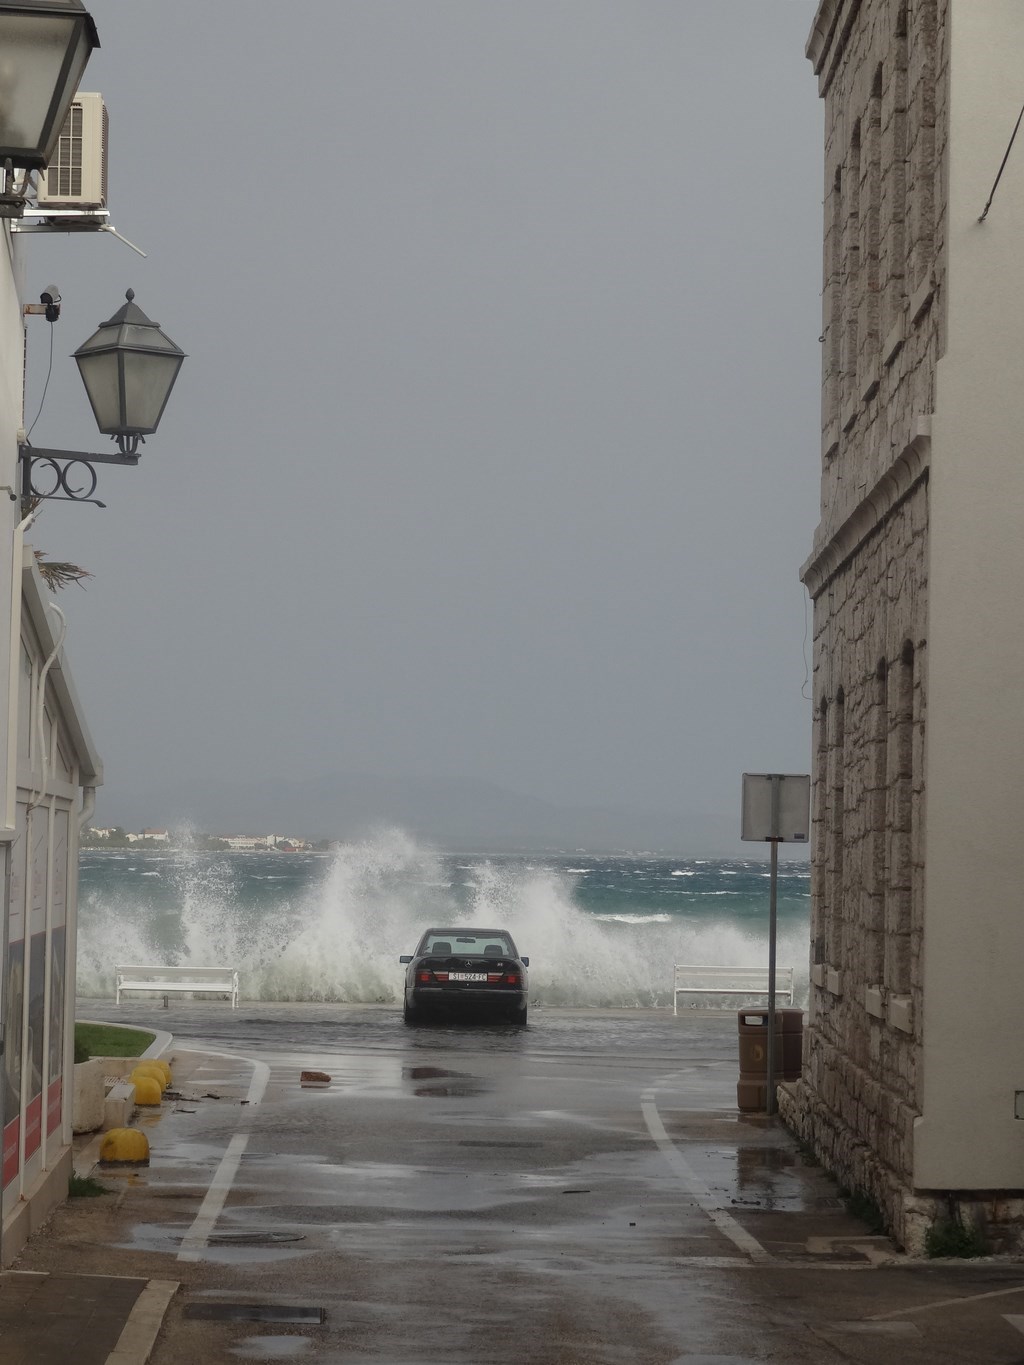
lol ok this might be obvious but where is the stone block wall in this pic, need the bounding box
[813,0,947,543]
[794,0,948,1247]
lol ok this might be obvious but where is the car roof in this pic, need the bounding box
[419,927,512,937]
[415,927,519,951]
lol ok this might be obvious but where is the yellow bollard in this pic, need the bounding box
[131,1062,167,1092]
[99,1127,150,1165]
[143,1059,172,1087]
[132,1074,163,1106]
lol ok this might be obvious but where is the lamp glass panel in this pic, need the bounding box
[74,349,122,432]
[117,322,182,356]
[0,16,78,161]
[120,351,183,433]
[41,21,93,164]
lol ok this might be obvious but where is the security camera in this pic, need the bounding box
[39,285,61,322]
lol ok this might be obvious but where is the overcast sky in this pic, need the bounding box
[23,1,823,837]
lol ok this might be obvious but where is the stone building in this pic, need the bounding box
[780,0,1024,1252]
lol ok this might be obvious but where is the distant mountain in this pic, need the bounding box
[93,770,748,857]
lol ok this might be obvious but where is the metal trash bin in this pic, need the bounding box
[737,1008,803,1113]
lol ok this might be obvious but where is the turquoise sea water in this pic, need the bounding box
[77,832,811,1007]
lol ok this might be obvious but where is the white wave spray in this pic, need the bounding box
[77,831,809,1007]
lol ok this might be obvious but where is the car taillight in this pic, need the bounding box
[506,973,521,986]
[416,971,432,983]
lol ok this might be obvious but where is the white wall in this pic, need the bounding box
[915,0,1024,1187]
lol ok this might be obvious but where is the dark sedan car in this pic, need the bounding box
[400,927,529,1024]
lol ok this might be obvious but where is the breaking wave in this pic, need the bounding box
[77,831,809,1008]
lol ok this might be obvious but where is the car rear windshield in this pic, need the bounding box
[423,933,516,957]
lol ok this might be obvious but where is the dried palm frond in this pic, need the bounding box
[33,551,92,591]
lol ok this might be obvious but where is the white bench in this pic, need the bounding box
[672,964,794,1015]
[115,964,239,1009]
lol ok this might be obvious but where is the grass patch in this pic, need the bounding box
[75,1022,156,1060]
[69,1173,108,1198]
[925,1217,989,1259]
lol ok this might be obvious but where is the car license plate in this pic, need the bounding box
[449,972,487,982]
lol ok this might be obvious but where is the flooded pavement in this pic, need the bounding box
[16,1001,1024,1362]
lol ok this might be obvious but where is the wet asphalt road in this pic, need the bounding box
[33,1001,1024,1362]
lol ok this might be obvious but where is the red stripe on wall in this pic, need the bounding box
[46,1077,62,1136]
[24,1094,42,1160]
[2,1118,19,1188]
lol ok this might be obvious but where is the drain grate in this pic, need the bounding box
[184,1303,325,1324]
[206,1230,306,1246]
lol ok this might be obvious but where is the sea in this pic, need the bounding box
[76,831,811,1009]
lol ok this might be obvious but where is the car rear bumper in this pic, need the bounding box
[410,986,526,1011]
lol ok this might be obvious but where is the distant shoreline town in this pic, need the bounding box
[82,826,337,853]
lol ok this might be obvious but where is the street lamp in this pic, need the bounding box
[20,290,186,507]
[73,289,186,458]
[0,0,99,215]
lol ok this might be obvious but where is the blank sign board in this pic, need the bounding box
[741,773,810,842]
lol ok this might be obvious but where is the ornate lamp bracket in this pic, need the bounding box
[18,441,142,509]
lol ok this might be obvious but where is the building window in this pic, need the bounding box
[908,0,938,292]
[886,641,914,992]
[884,3,909,339]
[826,166,843,428]
[866,659,888,984]
[841,124,862,413]
[829,687,846,969]
[860,67,883,381]
[812,698,829,968]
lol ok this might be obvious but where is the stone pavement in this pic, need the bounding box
[0,1270,177,1365]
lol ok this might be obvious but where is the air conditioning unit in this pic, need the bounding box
[36,92,108,210]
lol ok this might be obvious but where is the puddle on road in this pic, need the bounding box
[403,1065,486,1098]
[698,1144,837,1213]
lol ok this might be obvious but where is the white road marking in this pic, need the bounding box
[640,1085,771,1264]
[175,1048,270,1261]
[105,1278,179,1364]
[176,1045,271,1105]
[1005,1314,1024,1335]
[177,1132,249,1262]
[869,1282,1024,1319]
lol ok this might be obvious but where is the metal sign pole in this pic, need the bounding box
[766,834,779,1116]
[766,775,780,1116]
[740,771,810,1119]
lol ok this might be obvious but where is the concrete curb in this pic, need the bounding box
[140,1029,173,1060]
[73,1132,105,1179]
[105,1278,179,1365]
